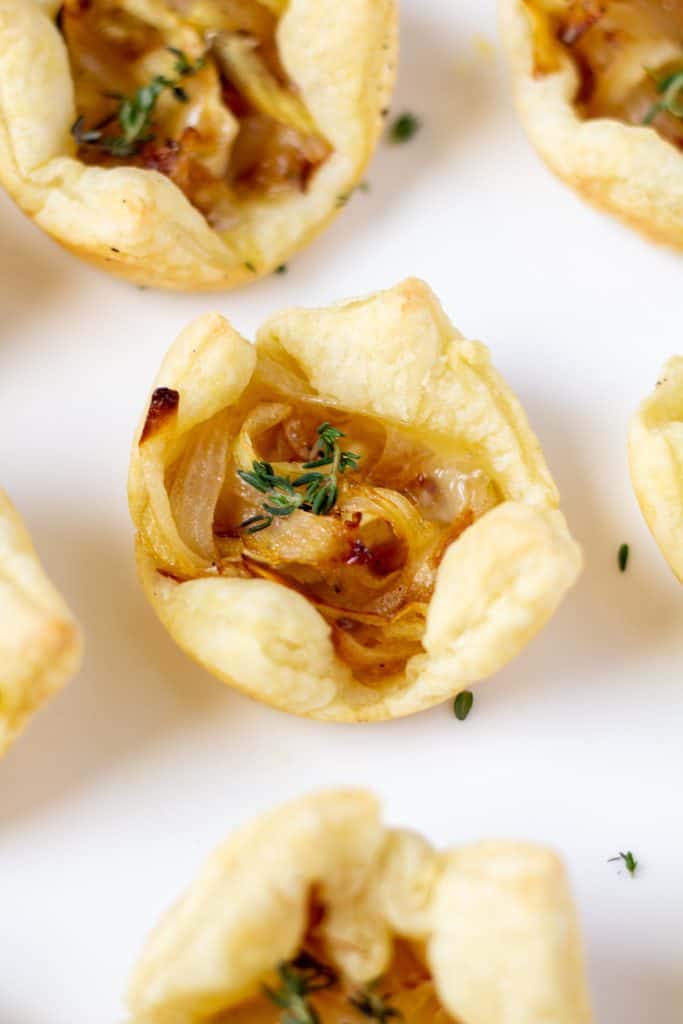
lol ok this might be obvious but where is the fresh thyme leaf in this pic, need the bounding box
[168,45,205,77]
[453,690,474,720]
[276,264,288,274]
[305,423,345,465]
[643,67,683,124]
[244,261,257,272]
[618,543,629,572]
[608,850,638,876]
[71,48,204,158]
[389,112,420,143]
[349,983,403,1022]
[263,953,336,1024]
[240,513,273,533]
[238,461,279,493]
[239,423,361,531]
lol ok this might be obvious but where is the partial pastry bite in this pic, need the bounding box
[501,0,683,248]
[127,788,593,1024]
[0,0,396,290]
[629,356,683,579]
[0,490,81,756]
[128,279,582,721]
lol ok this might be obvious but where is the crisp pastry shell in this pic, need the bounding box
[500,0,683,249]
[0,489,81,755]
[126,788,593,1024]
[629,356,683,580]
[0,0,397,290]
[128,278,582,721]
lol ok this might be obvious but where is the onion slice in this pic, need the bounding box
[169,410,232,562]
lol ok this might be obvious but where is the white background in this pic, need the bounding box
[1,1,682,1020]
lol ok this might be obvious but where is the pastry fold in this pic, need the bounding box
[0,0,396,289]
[127,788,593,1024]
[128,279,582,720]
[501,0,683,248]
[0,490,81,755]
[629,356,683,579]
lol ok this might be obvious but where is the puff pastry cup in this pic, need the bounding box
[0,0,396,290]
[128,279,582,721]
[126,788,593,1024]
[501,0,683,248]
[0,490,81,756]
[629,356,683,579]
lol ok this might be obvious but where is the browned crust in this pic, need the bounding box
[140,387,180,444]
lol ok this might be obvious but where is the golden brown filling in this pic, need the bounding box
[164,359,498,681]
[214,900,452,1024]
[527,1,683,147]
[59,0,331,228]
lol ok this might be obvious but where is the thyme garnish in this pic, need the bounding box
[263,952,337,1024]
[349,984,403,1022]
[389,112,420,143]
[618,543,629,572]
[238,423,361,532]
[71,48,204,158]
[453,690,474,721]
[608,850,638,876]
[643,67,683,125]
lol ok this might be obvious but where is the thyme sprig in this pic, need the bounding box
[349,984,403,1022]
[238,423,361,533]
[263,952,337,1024]
[608,850,638,877]
[643,67,683,125]
[71,47,204,158]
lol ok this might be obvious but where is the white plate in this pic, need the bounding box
[1,1,682,1020]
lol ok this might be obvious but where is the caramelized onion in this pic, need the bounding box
[169,410,231,561]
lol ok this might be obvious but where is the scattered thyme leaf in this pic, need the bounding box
[276,264,288,274]
[389,112,420,143]
[608,850,638,876]
[618,543,629,572]
[263,953,337,1024]
[453,691,474,720]
[359,181,371,193]
[349,983,403,1022]
[71,48,204,158]
[244,261,257,272]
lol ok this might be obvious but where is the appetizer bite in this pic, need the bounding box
[501,0,683,248]
[0,490,81,756]
[126,788,593,1024]
[128,279,582,721]
[629,356,683,579]
[0,0,396,289]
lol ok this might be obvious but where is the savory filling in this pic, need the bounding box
[164,358,499,681]
[527,1,683,148]
[214,900,452,1023]
[58,0,331,228]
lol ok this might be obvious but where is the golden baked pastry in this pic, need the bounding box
[128,279,582,721]
[501,0,683,248]
[0,490,81,756]
[0,0,396,290]
[126,788,593,1024]
[629,356,683,578]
